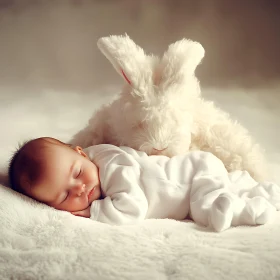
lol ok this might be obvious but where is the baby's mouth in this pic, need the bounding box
[87,187,96,199]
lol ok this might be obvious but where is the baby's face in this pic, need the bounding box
[30,144,101,212]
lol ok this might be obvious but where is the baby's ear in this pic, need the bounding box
[97,34,153,88]
[75,146,88,158]
[159,39,205,86]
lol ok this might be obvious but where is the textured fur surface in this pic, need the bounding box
[1,185,280,280]
[71,34,266,181]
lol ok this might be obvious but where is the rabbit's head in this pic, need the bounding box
[97,34,205,156]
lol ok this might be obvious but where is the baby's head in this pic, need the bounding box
[8,137,101,212]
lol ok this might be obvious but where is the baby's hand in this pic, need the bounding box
[71,206,91,218]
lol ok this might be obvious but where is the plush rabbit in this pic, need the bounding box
[70,34,266,181]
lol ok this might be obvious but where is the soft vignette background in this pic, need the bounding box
[0,0,279,184]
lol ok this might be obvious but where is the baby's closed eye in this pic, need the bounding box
[75,168,82,178]
[61,192,69,203]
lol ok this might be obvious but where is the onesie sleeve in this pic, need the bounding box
[85,144,149,225]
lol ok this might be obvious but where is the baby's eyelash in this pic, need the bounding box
[76,168,82,178]
[61,192,69,203]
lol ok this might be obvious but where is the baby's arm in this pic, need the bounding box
[90,190,148,225]
[71,189,148,224]
[85,145,149,225]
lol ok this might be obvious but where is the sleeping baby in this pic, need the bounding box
[8,137,280,232]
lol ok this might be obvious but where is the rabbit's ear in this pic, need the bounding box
[97,34,152,87]
[159,39,205,86]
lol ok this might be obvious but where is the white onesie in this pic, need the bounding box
[85,144,280,231]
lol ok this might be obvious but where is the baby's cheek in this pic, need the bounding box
[89,168,98,183]
[69,196,87,209]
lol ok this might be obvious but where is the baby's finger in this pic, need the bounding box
[71,208,90,218]
[71,210,84,216]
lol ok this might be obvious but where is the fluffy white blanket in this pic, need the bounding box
[1,184,280,280]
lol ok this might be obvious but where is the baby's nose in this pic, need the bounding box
[74,183,86,196]
[151,147,167,155]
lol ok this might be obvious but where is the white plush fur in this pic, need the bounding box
[1,184,280,279]
[71,34,266,181]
